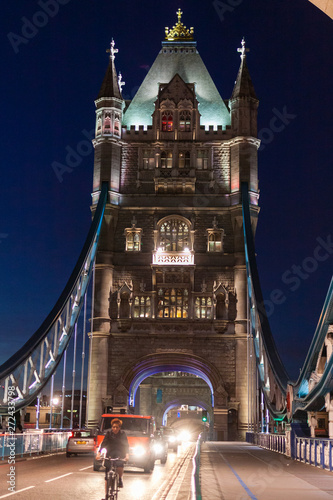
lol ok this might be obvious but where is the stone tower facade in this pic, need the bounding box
[87,11,259,440]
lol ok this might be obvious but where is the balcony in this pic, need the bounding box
[152,249,194,265]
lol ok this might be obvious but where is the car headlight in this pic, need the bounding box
[153,443,163,453]
[131,445,146,457]
[168,436,175,443]
[178,431,191,442]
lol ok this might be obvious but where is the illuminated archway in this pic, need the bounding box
[121,352,228,408]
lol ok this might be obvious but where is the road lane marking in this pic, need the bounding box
[219,453,258,500]
[79,465,93,471]
[45,472,73,482]
[0,486,35,498]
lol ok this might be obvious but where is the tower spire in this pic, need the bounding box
[231,38,257,100]
[97,38,122,100]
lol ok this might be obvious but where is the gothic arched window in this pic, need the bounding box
[103,114,111,135]
[159,218,190,251]
[178,151,191,169]
[157,288,189,318]
[179,111,191,131]
[207,231,223,252]
[160,151,173,169]
[133,296,151,318]
[195,297,212,319]
[161,112,173,132]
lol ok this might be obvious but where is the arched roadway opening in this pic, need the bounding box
[121,352,228,409]
[162,397,211,426]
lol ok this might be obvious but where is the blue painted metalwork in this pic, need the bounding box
[0,183,108,413]
[241,182,288,418]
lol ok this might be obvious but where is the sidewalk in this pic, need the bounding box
[199,441,333,500]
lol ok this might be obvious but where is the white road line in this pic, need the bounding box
[79,465,93,471]
[0,486,35,498]
[45,472,73,482]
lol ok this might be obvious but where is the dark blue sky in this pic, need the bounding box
[0,0,332,381]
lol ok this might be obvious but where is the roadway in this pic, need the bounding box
[0,445,192,500]
[2,441,333,499]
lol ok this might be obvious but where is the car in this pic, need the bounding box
[66,429,95,457]
[153,430,168,464]
[161,427,178,451]
[94,414,156,473]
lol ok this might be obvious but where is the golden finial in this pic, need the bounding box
[165,9,194,41]
[177,8,183,22]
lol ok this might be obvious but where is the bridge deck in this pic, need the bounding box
[198,441,333,500]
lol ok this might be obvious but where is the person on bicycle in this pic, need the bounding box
[97,418,129,496]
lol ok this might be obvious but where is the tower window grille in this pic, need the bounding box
[159,219,189,251]
[194,297,212,319]
[133,296,151,318]
[157,288,189,318]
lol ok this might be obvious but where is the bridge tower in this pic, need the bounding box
[87,11,260,440]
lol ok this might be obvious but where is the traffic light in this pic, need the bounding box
[202,410,208,422]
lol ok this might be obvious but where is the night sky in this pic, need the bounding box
[1,0,332,381]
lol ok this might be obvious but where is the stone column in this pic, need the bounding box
[213,408,228,440]
[86,262,112,427]
[86,332,109,427]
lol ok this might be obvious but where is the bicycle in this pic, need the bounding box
[102,456,125,500]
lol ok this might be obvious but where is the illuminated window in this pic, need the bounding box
[161,151,173,169]
[159,218,190,251]
[133,296,151,318]
[96,116,102,136]
[179,111,191,132]
[161,112,173,132]
[114,114,120,136]
[178,151,191,169]
[103,113,111,135]
[125,229,142,251]
[157,288,189,318]
[143,149,155,169]
[207,231,223,252]
[196,149,209,170]
[195,297,212,319]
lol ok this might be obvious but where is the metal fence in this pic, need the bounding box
[295,437,333,471]
[246,432,333,471]
[0,431,71,460]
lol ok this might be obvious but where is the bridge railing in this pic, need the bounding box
[246,431,286,454]
[247,431,333,471]
[295,437,333,471]
[0,431,71,460]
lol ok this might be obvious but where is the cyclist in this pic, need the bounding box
[97,418,129,497]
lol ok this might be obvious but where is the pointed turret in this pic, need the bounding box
[92,39,125,199]
[97,39,122,100]
[231,39,257,100]
[230,38,258,136]
[229,39,259,200]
